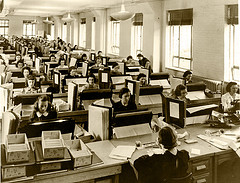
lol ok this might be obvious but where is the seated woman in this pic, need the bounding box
[64,66,81,79]
[57,58,68,69]
[16,60,24,69]
[221,82,240,112]
[30,95,57,122]
[49,54,57,62]
[21,66,32,79]
[183,70,193,85]
[125,55,135,66]
[137,73,148,87]
[111,87,137,113]
[173,84,190,103]
[93,56,104,68]
[110,62,122,77]
[22,75,40,94]
[81,73,99,91]
[134,126,190,183]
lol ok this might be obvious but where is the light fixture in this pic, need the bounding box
[32,17,38,24]
[61,12,74,23]
[43,17,54,24]
[111,0,134,21]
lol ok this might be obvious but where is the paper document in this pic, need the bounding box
[170,102,179,118]
[109,145,136,160]
[187,91,207,100]
[187,104,218,114]
[101,73,108,83]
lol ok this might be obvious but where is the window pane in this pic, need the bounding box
[179,59,191,69]
[172,57,178,67]
[180,25,191,58]
[173,26,179,56]
[0,28,4,34]
[234,25,240,67]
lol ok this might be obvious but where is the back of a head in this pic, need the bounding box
[158,126,177,150]
[137,73,146,81]
[175,84,186,96]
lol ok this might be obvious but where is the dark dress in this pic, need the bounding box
[112,100,137,113]
[134,150,189,183]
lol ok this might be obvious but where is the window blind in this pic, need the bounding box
[227,4,238,25]
[168,9,193,25]
[132,13,143,26]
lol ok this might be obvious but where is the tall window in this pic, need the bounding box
[110,17,120,55]
[62,23,67,42]
[80,18,86,48]
[228,5,240,81]
[132,13,143,58]
[0,19,9,38]
[91,17,96,50]
[168,9,193,70]
[51,24,55,40]
[23,20,36,38]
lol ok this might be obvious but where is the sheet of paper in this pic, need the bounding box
[109,145,136,160]
[139,96,152,105]
[186,104,218,114]
[187,91,207,100]
[191,148,201,155]
[128,82,134,95]
[54,73,59,85]
[118,62,125,74]
[170,101,179,118]
[69,58,77,67]
[101,72,108,83]
[66,78,87,85]
[149,94,162,104]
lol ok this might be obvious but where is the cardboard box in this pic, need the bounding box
[1,166,26,180]
[41,131,65,159]
[6,134,30,163]
[65,139,92,167]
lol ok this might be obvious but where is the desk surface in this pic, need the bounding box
[2,124,239,183]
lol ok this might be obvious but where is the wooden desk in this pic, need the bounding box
[2,124,239,183]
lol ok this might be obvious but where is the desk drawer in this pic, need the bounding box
[192,158,211,175]
[193,173,212,183]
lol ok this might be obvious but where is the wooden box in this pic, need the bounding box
[5,134,30,163]
[1,144,35,181]
[41,131,65,159]
[65,139,92,167]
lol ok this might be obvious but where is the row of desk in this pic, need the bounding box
[7,124,239,183]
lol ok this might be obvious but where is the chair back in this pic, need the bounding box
[168,172,192,183]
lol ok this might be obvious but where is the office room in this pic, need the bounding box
[0,0,240,182]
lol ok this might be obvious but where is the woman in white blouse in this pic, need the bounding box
[221,82,240,112]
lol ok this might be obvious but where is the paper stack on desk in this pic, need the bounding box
[109,145,136,160]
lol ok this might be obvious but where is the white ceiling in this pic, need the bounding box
[3,0,161,17]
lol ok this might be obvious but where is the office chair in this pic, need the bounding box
[168,172,192,183]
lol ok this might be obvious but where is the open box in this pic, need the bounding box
[64,139,92,167]
[5,134,30,163]
[41,131,65,160]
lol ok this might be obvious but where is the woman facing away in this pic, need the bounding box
[134,126,190,183]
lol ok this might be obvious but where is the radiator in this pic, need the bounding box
[192,77,223,93]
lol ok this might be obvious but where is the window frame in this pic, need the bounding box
[111,20,120,55]
[132,24,143,58]
[23,21,36,38]
[169,24,193,70]
[79,19,86,48]
[229,24,240,82]
[0,19,9,38]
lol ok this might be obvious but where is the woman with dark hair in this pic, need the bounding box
[134,126,190,183]
[57,58,68,68]
[81,73,99,91]
[30,95,57,122]
[22,75,40,94]
[111,87,137,112]
[21,66,32,79]
[221,82,240,112]
[110,62,122,76]
[183,70,193,85]
[174,84,190,103]
[137,73,148,87]
[16,60,24,69]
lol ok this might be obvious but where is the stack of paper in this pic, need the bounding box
[109,145,136,160]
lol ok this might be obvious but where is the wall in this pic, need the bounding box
[162,0,238,81]
[2,15,45,37]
